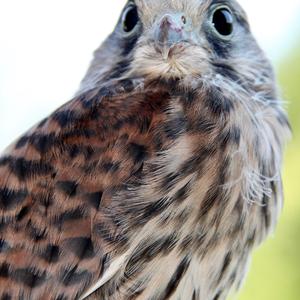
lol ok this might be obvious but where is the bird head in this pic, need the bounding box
[79,0,274,92]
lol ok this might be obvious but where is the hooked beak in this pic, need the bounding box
[154,13,192,47]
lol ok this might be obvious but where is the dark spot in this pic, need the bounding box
[101,161,120,173]
[15,136,29,149]
[162,172,180,192]
[0,156,53,181]
[206,88,233,115]
[56,181,78,197]
[261,194,270,228]
[157,77,180,90]
[199,185,219,218]
[212,62,240,82]
[180,89,198,106]
[16,206,30,221]
[64,237,95,259]
[40,245,60,263]
[271,181,277,205]
[55,295,67,300]
[180,146,215,175]
[0,188,28,210]
[81,87,112,109]
[121,34,140,56]
[27,222,47,241]
[195,231,207,248]
[192,290,197,300]
[127,283,145,300]
[179,235,193,252]
[82,146,95,160]
[98,86,114,97]
[34,192,53,210]
[160,256,190,299]
[198,160,227,221]
[154,134,163,150]
[0,218,9,232]
[138,198,170,224]
[219,129,231,148]
[1,293,12,300]
[68,145,80,158]
[12,268,47,288]
[125,235,178,277]
[219,252,232,281]
[277,111,291,130]
[30,133,57,153]
[0,263,9,277]
[112,119,125,130]
[189,118,216,134]
[94,222,124,245]
[213,292,221,300]
[163,115,187,139]
[139,117,151,134]
[107,59,131,80]
[161,234,178,253]
[127,115,138,125]
[230,126,241,145]
[61,266,91,286]
[85,191,103,209]
[128,143,148,164]
[0,240,10,253]
[174,182,190,204]
[98,253,109,280]
[89,105,103,121]
[121,80,136,96]
[55,208,84,225]
[52,110,76,128]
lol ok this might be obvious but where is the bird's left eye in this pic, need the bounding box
[211,6,234,37]
[122,5,139,33]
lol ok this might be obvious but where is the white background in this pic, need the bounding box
[0,0,299,151]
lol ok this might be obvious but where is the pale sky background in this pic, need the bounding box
[0,0,299,151]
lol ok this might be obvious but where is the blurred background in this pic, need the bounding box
[0,1,299,299]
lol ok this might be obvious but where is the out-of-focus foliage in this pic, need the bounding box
[236,42,300,299]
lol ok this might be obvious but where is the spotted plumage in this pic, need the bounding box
[0,0,290,299]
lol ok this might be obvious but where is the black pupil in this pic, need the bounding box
[212,8,233,36]
[123,6,139,32]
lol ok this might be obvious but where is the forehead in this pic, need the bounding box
[135,0,209,8]
[133,0,246,24]
[134,0,209,15]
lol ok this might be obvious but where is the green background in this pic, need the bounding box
[235,40,300,299]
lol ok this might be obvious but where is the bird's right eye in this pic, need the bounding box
[122,5,139,33]
[211,6,234,38]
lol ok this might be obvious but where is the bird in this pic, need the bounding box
[0,0,291,299]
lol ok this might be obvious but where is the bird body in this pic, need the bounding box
[0,1,290,299]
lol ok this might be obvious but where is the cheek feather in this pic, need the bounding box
[129,42,211,79]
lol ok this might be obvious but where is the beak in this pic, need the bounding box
[155,13,191,47]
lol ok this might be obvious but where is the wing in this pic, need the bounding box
[0,80,170,299]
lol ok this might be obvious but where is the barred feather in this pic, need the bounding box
[0,0,290,299]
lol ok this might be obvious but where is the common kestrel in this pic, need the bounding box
[0,0,290,299]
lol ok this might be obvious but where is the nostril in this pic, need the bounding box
[156,13,187,45]
[160,16,171,29]
[160,14,185,32]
